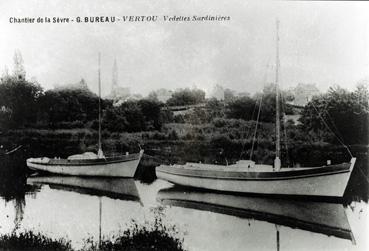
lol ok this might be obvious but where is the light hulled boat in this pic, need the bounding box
[156,20,356,197]
[26,54,143,177]
[156,159,356,197]
[27,151,144,177]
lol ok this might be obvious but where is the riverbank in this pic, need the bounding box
[0,215,185,251]
[1,124,367,163]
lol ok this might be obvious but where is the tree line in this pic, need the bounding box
[0,78,168,132]
[0,77,367,145]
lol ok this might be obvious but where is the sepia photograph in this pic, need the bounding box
[0,1,368,250]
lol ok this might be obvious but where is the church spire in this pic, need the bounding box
[13,50,26,80]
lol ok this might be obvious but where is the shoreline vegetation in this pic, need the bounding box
[0,215,186,251]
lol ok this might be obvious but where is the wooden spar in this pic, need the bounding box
[274,19,281,170]
[98,53,103,158]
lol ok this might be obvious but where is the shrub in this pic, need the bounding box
[0,231,72,251]
[82,213,185,251]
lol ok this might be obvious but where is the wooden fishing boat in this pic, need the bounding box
[26,54,143,177]
[157,187,355,241]
[156,159,356,197]
[156,20,356,197]
[27,151,144,177]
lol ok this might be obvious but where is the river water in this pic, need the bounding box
[0,155,368,251]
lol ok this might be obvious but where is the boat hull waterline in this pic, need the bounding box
[27,150,144,177]
[156,158,356,197]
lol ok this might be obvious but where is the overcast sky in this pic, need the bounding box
[0,0,368,96]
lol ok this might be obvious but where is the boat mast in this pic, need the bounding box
[98,53,104,158]
[274,19,281,170]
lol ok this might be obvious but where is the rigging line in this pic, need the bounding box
[319,102,350,151]
[316,97,345,141]
[240,60,271,159]
[281,94,290,166]
[357,165,369,184]
[321,106,346,143]
[240,98,258,159]
[310,100,353,158]
[250,93,262,160]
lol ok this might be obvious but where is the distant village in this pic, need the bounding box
[0,51,323,132]
[48,58,320,111]
[1,51,321,108]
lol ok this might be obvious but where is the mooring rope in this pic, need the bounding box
[310,100,353,158]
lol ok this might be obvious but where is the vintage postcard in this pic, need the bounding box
[0,1,368,250]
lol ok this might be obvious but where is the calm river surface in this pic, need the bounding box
[1,156,368,251]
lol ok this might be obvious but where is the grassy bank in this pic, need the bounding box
[0,215,185,251]
[1,120,366,166]
[0,231,72,251]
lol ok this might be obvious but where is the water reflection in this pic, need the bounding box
[26,176,143,246]
[27,176,141,203]
[0,159,36,235]
[157,186,354,242]
[1,175,147,249]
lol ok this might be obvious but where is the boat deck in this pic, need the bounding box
[175,162,338,173]
[157,161,352,180]
[28,152,142,166]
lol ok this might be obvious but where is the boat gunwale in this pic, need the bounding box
[156,163,351,181]
[27,152,142,166]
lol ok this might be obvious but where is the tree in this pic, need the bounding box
[226,96,256,121]
[0,78,43,128]
[38,88,100,128]
[206,98,225,120]
[299,85,369,145]
[138,99,164,130]
[147,91,159,101]
[166,88,205,106]
[103,101,144,132]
